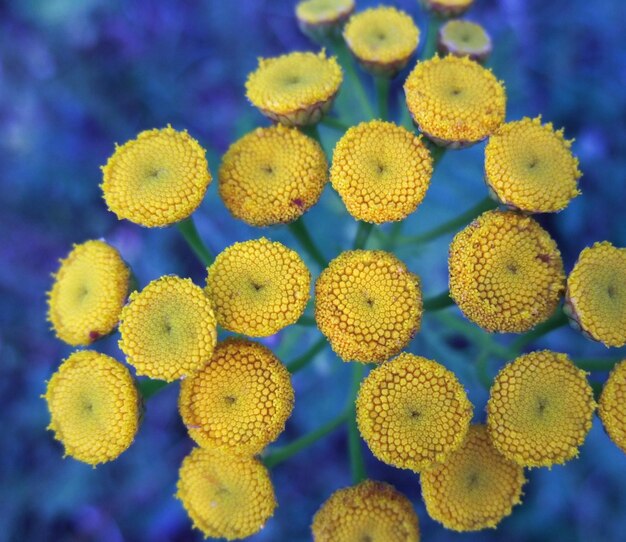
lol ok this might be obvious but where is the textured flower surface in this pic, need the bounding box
[487,351,596,467]
[119,276,217,381]
[311,480,420,542]
[421,0,474,17]
[356,353,472,472]
[47,240,130,346]
[599,360,626,453]
[438,20,492,62]
[206,238,311,337]
[101,126,211,227]
[44,350,140,466]
[449,210,565,333]
[315,251,422,362]
[421,425,525,532]
[296,0,354,26]
[330,121,432,223]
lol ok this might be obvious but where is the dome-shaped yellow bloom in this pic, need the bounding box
[47,240,130,346]
[119,276,217,381]
[44,350,140,466]
[245,51,343,126]
[219,125,328,226]
[404,55,506,148]
[356,353,472,472]
[487,351,596,467]
[179,338,294,454]
[565,242,626,347]
[438,20,492,63]
[296,0,355,40]
[101,126,211,227]
[312,480,420,542]
[421,0,474,17]
[330,121,432,223]
[315,251,422,363]
[206,238,311,337]
[449,210,565,333]
[599,360,626,454]
[176,447,276,540]
[343,7,419,76]
[421,425,525,532]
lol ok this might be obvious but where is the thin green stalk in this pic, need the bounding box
[430,144,447,166]
[301,124,323,146]
[295,315,316,327]
[575,358,620,372]
[320,116,351,131]
[176,216,214,267]
[476,348,492,390]
[287,337,327,374]
[421,14,442,61]
[137,378,169,400]
[511,307,569,353]
[375,76,390,120]
[353,222,374,250]
[347,363,366,484]
[288,218,327,268]
[423,290,455,312]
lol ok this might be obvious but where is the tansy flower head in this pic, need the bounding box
[206,238,311,337]
[487,351,596,467]
[565,242,626,347]
[315,251,422,363]
[404,55,506,148]
[438,20,492,63]
[176,447,276,540]
[343,7,419,77]
[119,276,217,382]
[449,210,565,333]
[421,0,474,17]
[101,126,211,227]
[47,240,130,346]
[296,0,355,41]
[44,350,140,466]
[311,480,420,542]
[219,125,327,226]
[179,338,294,455]
[599,360,626,454]
[356,353,472,472]
[330,121,432,223]
[421,425,525,532]
[245,50,343,126]
[485,117,581,213]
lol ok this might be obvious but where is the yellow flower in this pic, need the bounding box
[438,20,492,63]
[449,210,565,333]
[404,55,506,148]
[245,50,343,126]
[565,242,626,347]
[101,126,211,227]
[356,353,472,472]
[47,240,130,346]
[315,251,422,363]
[420,0,474,17]
[179,338,294,454]
[343,7,419,76]
[330,121,432,223]
[487,351,596,467]
[421,425,525,532]
[176,447,276,540]
[219,125,328,226]
[296,0,355,40]
[206,238,311,337]
[311,480,420,542]
[119,276,217,381]
[485,117,581,213]
[599,360,626,454]
[44,350,140,466]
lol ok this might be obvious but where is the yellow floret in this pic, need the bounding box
[438,20,492,63]
[421,0,474,17]
[599,360,626,453]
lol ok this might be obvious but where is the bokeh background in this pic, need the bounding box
[3,0,626,540]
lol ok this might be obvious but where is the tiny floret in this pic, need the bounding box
[599,360,626,454]
[296,0,355,40]
[421,0,474,17]
[438,20,492,63]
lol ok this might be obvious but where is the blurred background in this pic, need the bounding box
[2,0,626,540]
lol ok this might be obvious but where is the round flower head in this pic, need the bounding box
[245,50,343,126]
[47,240,130,346]
[599,360,626,453]
[356,353,473,472]
[565,242,626,347]
[487,351,596,467]
[330,121,432,223]
[404,55,506,148]
[485,117,581,213]
[312,480,420,542]
[119,276,217,381]
[219,125,327,226]
[44,350,140,466]
[449,210,565,333]
[101,126,211,227]
[438,20,492,63]
[176,447,276,540]
[421,425,525,532]
[206,238,311,337]
[343,7,419,77]
[420,0,474,17]
[179,338,294,454]
[315,251,422,363]
[296,0,355,41]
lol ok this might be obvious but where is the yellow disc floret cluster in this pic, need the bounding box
[599,360,626,454]
[438,20,492,63]
[315,251,422,363]
[44,350,140,466]
[219,125,328,226]
[330,121,432,223]
[47,240,130,346]
[449,210,565,333]
[296,0,355,39]
[421,0,474,17]
[101,126,211,227]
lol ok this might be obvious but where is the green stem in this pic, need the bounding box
[375,76,390,120]
[137,378,169,400]
[423,290,455,312]
[176,216,214,267]
[320,116,351,131]
[422,14,442,61]
[430,144,447,166]
[295,314,316,327]
[347,363,366,483]
[476,348,492,390]
[288,218,327,268]
[575,358,621,372]
[353,222,374,250]
[287,337,327,374]
[511,306,569,353]
[301,124,323,145]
